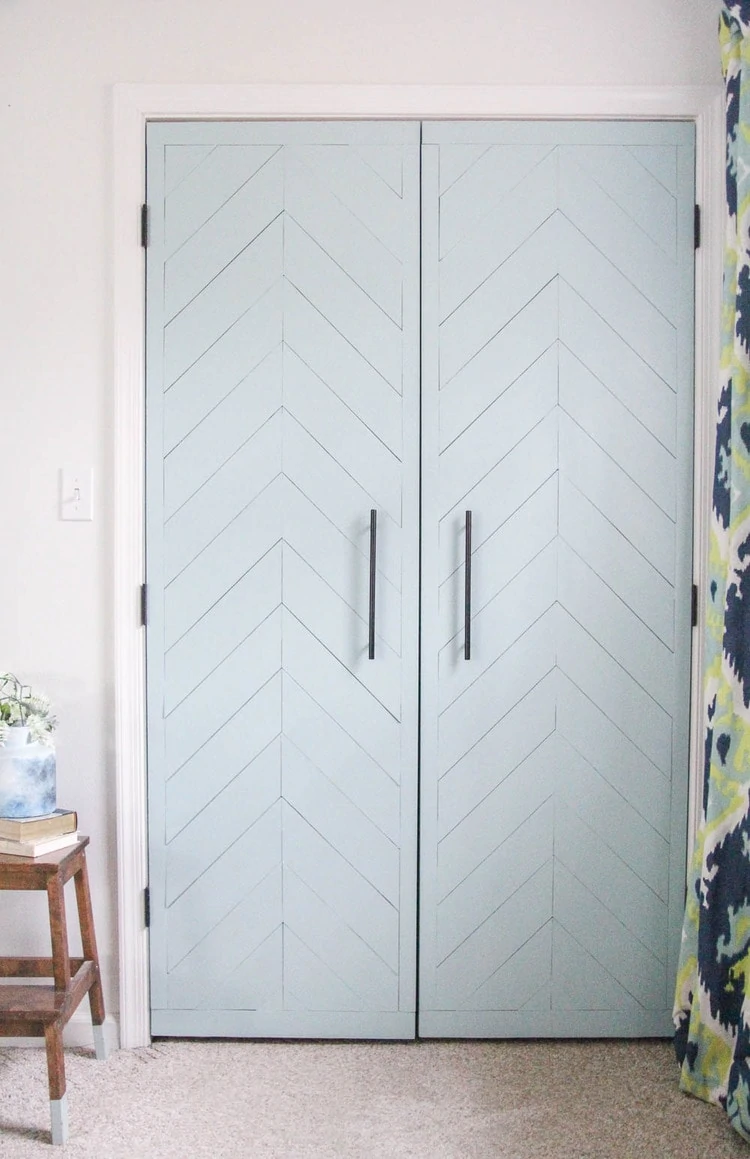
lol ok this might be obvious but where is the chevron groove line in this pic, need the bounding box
[558,157,676,319]
[166,190,284,323]
[165,222,284,387]
[438,541,558,713]
[438,672,557,825]
[558,281,676,448]
[167,721,281,848]
[164,348,283,518]
[283,550,400,715]
[284,155,403,322]
[165,674,281,838]
[285,338,400,460]
[164,143,215,197]
[166,740,282,904]
[284,805,399,969]
[283,483,402,651]
[438,478,557,646]
[555,802,667,960]
[352,145,405,196]
[554,864,666,1003]
[164,282,283,455]
[196,929,284,1013]
[437,740,558,901]
[437,855,554,976]
[285,207,402,328]
[559,475,675,649]
[438,610,557,776]
[439,161,557,322]
[559,369,676,522]
[165,415,282,581]
[437,802,554,961]
[551,924,644,1014]
[284,868,398,1008]
[627,144,678,193]
[283,668,399,787]
[282,740,400,906]
[165,144,282,256]
[165,534,281,656]
[566,146,677,255]
[463,924,553,1012]
[283,931,373,1013]
[165,610,282,776]
[285,219,402,388]
[166,801,282,971]
[283,349,402,521]
[555,736,669,901]
[440,228,558,385]
[438,144,490,196]
[167,870,282,997]
[165,546,282,713]
[284,283,403,449]
[439,408,560,537]
[557,208,676,330]
[284,676,400,834]
[289,145,408,261]
[557,543,674,711]
[441,339,557,456]
[439,144,556,257]
[439,283,558,445]
[435,863,554,1006]
[164,477,283,647]
[557,610,672,774]
[556,671,670,820]
[439,347,557,513]
[558,242,676,389]
[559,410,676,581]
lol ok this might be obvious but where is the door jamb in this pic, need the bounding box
[113,83,723,1048]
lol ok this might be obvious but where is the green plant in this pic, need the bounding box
[0,672,57,748]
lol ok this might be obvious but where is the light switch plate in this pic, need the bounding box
[60,467,94,521]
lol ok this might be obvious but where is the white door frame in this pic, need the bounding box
[113,83,724,1048]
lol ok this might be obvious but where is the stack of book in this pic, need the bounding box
[0,809,78,857]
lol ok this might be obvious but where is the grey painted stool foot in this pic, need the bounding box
[93,1023,108,1060]
[50,1094,69,1146]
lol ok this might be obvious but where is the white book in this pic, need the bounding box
[0,831,79,858]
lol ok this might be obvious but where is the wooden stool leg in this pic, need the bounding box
[44,1022,68,1145]
[46,873,71,991]
[73,853,107,1057]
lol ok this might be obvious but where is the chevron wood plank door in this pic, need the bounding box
[146,121,420,1038]
[419,121,695,1037]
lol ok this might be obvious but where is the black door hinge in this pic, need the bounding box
[141,203,150,248]
[140,583,148,628]
[144,887,151,929]
[691,583,698,628]
[694,205,701,250]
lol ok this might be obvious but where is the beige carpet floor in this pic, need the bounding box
[0,1039,747,1157]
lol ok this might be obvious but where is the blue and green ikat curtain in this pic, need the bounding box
[673,3,750,1141]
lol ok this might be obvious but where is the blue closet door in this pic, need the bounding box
[419,121,695,1037]
[146,121,420,1038]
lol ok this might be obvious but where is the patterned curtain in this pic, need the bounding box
[673,2,750,1141]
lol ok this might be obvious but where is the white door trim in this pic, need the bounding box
[113,82,723,1048]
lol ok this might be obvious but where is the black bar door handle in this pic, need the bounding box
[464,511,472,660]
[369,510,377,660]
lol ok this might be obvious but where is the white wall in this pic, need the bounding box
[0,0,722,1029]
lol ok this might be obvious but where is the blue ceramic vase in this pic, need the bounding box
[0,726,57,818]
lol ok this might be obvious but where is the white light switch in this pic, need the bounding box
[60,468,94,521]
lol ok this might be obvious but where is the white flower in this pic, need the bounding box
[0,672,56,748]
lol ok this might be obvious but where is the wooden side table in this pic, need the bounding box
[0,836,107,1145]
